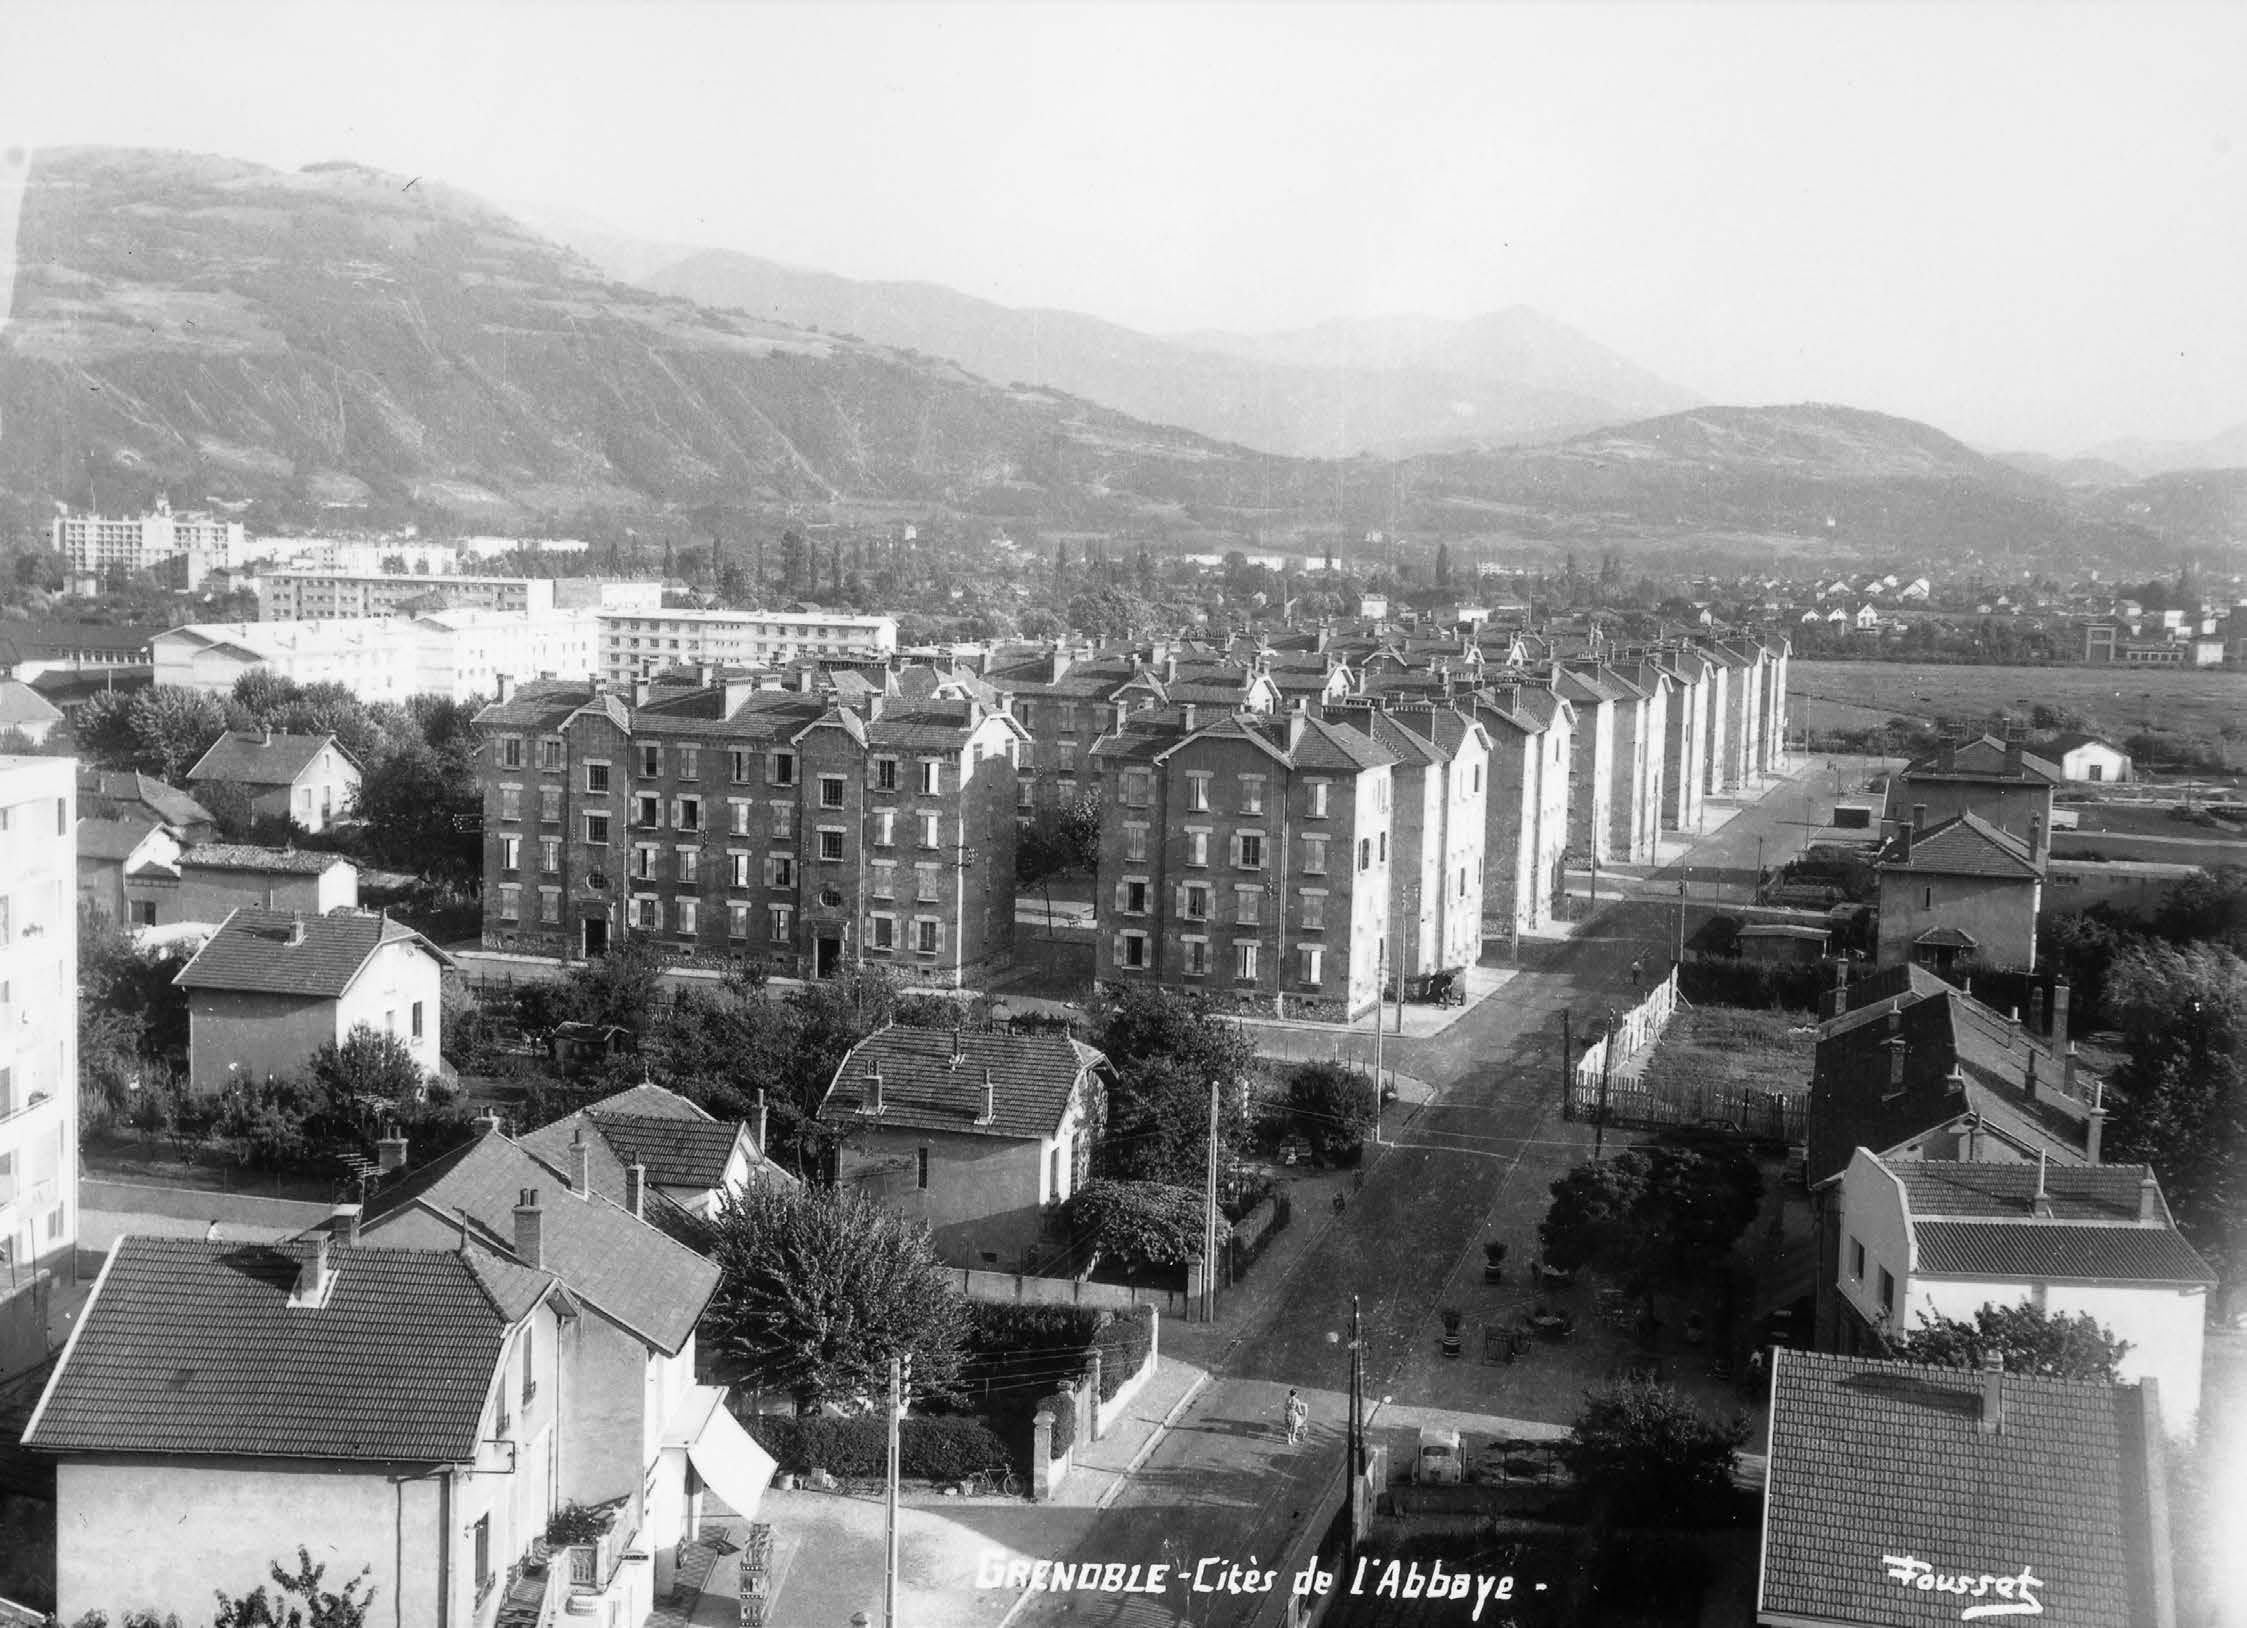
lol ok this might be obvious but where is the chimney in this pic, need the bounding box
[1895,824,1913,863]
[2030,813,2044,857]
[2005,740,2023,774]
[2024,1049,2038,1103]
[2086,1079,2105,1164]
[1938,743,1955,773]
[513,1188,544,1270]
[260,724,273,748]
[797,664,815,694]
[495,672,515,704]
[699,662,715,687]
[2029,985,2045,1037]
[950,1028,967,1069]
[1887,1036,1907,1089]
[864,1063,884,1115]
[286,911,306,946]
[625,1163,647,1220]
[474,1113,504,1138]
[2065,1041,2080,1098]
[2138,1171,2161,1225]
[327,1202,362,1247]
[377,1125,409,1171]
[570,1126,591,1195]
[290,1231,331,1305]
[1182,702,1198,731]
[755,1090,769,1158]
[1978,1350,2005,1435]
[976,1067,995,1127]
[2052,982,2071,1055]
[2031,1150,2053,1217]
[1945,1063,1968,1100]
[1911,802,1928,834]
[1163,655,1178,684]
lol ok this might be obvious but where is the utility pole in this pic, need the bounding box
[1372,936,1387,1142]
[1346,1293,1365,1550]
[1560,1009,1572,1111]
[884,1356,901,1628]
[1594,1010,1616,1160]
[1203,1076,1219,1323]
[1676,872,1688,965]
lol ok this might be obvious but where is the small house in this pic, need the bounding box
[186,728,361,834]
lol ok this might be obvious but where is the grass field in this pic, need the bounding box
[1641,1006,1816,1100]
[1790,658,2247,765]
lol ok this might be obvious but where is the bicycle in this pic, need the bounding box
[965,1465,1022,1498]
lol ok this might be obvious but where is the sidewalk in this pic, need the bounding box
[1234,966,1517,1042]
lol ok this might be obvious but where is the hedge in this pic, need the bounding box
[1045,1384,1077,1460]
[742,1413,1014,1481]
[1677,956,1827,1012]
[1095,1305,1155,1401]
[968,1302,1103,1352]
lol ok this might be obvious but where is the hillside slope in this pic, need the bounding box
[0,148,1276,529]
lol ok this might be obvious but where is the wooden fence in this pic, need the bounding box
[1567,1077,1808,1143]
[1573,968,1682,1091]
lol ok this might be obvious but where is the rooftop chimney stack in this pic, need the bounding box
[755,1090,770,1159]
[2138,1171,2161,1225]
[569,1127,591,1195]
[2052,983,2071,1056]
[625,1163,646,1220]
[2086,1079,2105,1164]
[513,1188,544,1270]
[2031,1150,2053,1217]
[1912,803,1928,835]
[475,1113,504,1138]
[495,672,515,704]
[1182,703,1198,731]
[2030,813,2044,857]
[291,1231,332,1306]
[2024,1050,2038,1103]
[1978,1351,2005,1435]
[2029,986,2045,1038]
[977,1067,995,1127]
[377,1126,409,1172]
[865,1063,884,1115]
[328,1203,362,1247]
[1888,1036,1908,1089]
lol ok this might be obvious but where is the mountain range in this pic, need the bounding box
[0,146,2233,572]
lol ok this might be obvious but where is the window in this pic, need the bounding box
[583,813,610,845]
[870,913,896,950]
[1471,763,1483,794]
[635,793,662,829]
[770,751,796,787]
[677,899,699,935]
[872,865,896,899]
[1234,942,1260,981]
[1299,891,1326,930]
[473,1516,493,1600]
[1299,946,1324,986]
[818,829,846,862]
[1123,822,1149,861]
[679,746,699,780]
[538,889,560,923]
[1122,770,1153,808]
[731,749,757,784]
[873,810,897,848]
[1058,703,1078,736]
[875,758,899,791]
[730,852,752,888]
[1236,886,1261,926]
[1308,781,1329,817]
[500,836,521,874]
[729,903,750,940]
[633,895,662,930]
[632,844,659,882]
[639,744,662,778]
[916,1147,930,1191]
[769,904,794,942]
[410,1001,424,1040]
[1017,777,1036,810]
[1358,838,1371,872]
[522,1325,536,1405]
[1183,883,1211,920]
[1239,776,1265,814]
[770,802,793,838]
[1236,832,1264,869]
[1185,830,1209,867]
[1378,832,1387,863]
[540,738,563,772]
[675,796,703,833]
[1056,773,1078,802]
[1186,773,1211,811]
[499,736,523,770]
[915,918,940,955]
[498,886,521,922]
[918,812,941,850]
[769,855,796,889]
[1923,886,1934,909]
[1181,938,1209,975]
[676,848,700,885]
[729,800,752,836]
[585,762,610,794]
[539,786,562,822]
[1878,1268,1896,1319]
[496,784,522,822]
[1458,866,1468,899]
[1302,836,1327,874]
[819,775,846,809]
[1119,931,1149,969]
[1123,880,1150,915]
[918,760,943,796]
[540,837,560,874]
[1849,1238,1866,1281]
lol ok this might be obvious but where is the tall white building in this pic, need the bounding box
[0,755,80,1370]
[596,607,899,680]
[154,612,601,703]
[53,499,246,590]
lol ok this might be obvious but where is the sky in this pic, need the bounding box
[3,0,2244,454]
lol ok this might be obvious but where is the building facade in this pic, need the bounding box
[54,499,246,589]
[595,609,900,682]
[259,572,557,620]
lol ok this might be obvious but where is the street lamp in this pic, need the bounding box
[1326,1295,1368,1552]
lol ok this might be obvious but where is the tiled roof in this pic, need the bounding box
[520,1082,761,1194]
[1761,1352,2163,1628]
[0,679,63,726]
[1288,715,1396,772]
[179,843,352,876]
[1913,924,1981,948]
[23,1237,547,1462]
[1360,711,1449,768]
[186,730,352,787]
[76,814,164,863]
[78,770,212,830]
[824,1025,1108,1141]
[1914,1221,2217,1284]
[1881,811,2043,878]
[174,908,449,999]
[359,1127,719,1354]
[1903,734,2064,785]
[1889,1160,2158,1222]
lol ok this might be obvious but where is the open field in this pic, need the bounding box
[1790,658,2247,764]
[1641,1005,1816,1100]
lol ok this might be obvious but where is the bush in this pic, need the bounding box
[1096,1306,1155,1400]
[967,1303,1102,1354]
[1677,956,1827,1012]
[1046,1385,1077,1460]
[545,1502,619,1544]
[742,1413,1015,1481]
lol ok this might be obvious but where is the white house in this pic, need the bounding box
[2051,733,2133,785]
[1854,604,1881,631]
[1832,1149,2216,1437]
[520,1079,798,1219]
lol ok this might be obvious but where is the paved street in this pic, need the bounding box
[1006,757,1848,1628]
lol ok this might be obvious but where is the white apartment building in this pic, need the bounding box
[259,572,557,620]
[597,608,900,680]
[0,755,80,1370]
[53,500,247,590]
[155,613,600,703]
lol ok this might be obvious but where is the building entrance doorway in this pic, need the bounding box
[583,917,609,958]
[816,935,842,978]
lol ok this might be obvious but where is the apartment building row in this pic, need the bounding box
[596,607,900,680]
[473,670,1026,985]
[154,611,603,703]
[53,499,248,591]
[256,572,665,620]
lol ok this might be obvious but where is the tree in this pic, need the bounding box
[212,1548,375,1628]
[1062,1178,1227,1272]
[1563,1376,1748,1523]
[352,739,479,877]
[1538,1146,1762,1292]
[697,1184,970,1415]
[2102,940,2246,1281]
[1893,1303,2132,1382]
[309,1024,427,1108]
[1091,987,1258,1184]
[1285,1061,1376,1163]
[2154,865,2247,951]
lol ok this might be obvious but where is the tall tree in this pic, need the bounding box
[1893,1303,2132,1381]
[1562,1376,1748,1523]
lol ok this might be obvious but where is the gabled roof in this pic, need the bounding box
[1760,1351,2168,1628]
[359,1127,719,1355]
[78,769,212,831]
[475,679,599,732]
[0,679,63,727]
[75,814,166,863]
[178,843,354,876]
[1902,734,2064,786]
[520,1081,787,1196]
[1913,1220,2216,1284]
[1880,811,2043,879]
[23,1236,550,1462]
[186,730,357,787]
[1888,1160,2160,1222]
[823,1024,1108,1141]
[173,907,451,999]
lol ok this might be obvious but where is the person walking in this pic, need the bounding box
[1284,1389,1308,1445]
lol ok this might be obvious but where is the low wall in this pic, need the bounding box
[953,1267,1189,1319]
[1093,1310,1159,1442]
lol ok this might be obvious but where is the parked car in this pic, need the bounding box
[1414,1427,1464,1485]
